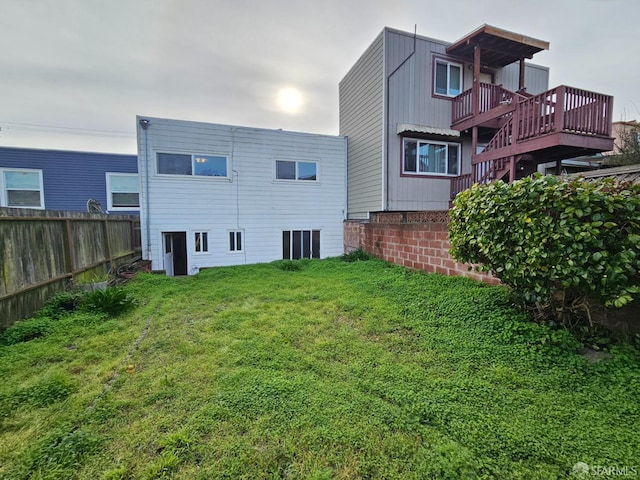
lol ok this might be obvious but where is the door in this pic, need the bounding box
[163,232,187,276]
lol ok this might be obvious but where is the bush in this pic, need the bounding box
[449,175,640,325]
[81,287,137,317]
[36,291,84,320]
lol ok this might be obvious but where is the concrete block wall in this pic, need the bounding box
[344,211,499,285]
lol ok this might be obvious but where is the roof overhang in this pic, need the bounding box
[397,124,460,138]
[446,24,549,67]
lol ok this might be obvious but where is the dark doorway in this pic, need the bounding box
[163,232,187,276]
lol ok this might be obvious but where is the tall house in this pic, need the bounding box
[340,25,614,219]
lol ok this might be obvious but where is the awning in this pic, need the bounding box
[397,123,460,138]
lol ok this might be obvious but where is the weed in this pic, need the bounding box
[81,287,137,316]
[341,247,372,262]
[1,316,53,345]
[37,291,85,320]
[272,259,303,271]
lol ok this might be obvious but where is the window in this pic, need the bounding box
[1,169,44,209]
[282,230,320,260]
[229,230,243,252]
[106,173,139,210]
[434,59,462,97]
[157,153,228,177]
[276,160,317,181]
[403,139,460,176]
[194,231,209,253]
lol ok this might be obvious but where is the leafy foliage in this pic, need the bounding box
[449,175,640,324]
[81,287,137,317]
[1,316,53,345]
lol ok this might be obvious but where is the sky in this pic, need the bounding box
[1,0,638,154]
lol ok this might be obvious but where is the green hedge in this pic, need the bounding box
[449,175,640,324]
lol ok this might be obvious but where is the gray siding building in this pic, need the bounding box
[339,27,549,219]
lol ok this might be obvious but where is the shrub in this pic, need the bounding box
[449,175,640,325]
[81,287,137,317]
[272,260,303,271]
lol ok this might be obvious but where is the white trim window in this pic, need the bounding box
[403,138,460,176]
[194,231,209,253]
[434,59,462,97]
[157,153,228,178]
[1,168,45,209]
[106,173,140,211]
[275,160,317,181]
[229,230,243,253]
[282,230,320,260]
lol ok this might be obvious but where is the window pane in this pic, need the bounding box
[5,171,40,189]
[435,62,448,95]
[418,143,430,172]
[312,230,320,259]
[229,232,235,251]
[112,192,139,207]
[236,232,242,251]
[292,231,302,260]
[110,175,139,192]
[195,232,201,252]
[194,155,227,177]
[276,161,296,180]
[303,230,311,258]
[448,145,459,175]
[158,153,192,175]
[433,144,447,173]
[202,232,208,252]
[404,140,417,172]
[298,162,317,180]
[8,190,41,207]
[282,231,291,259]
[449,65,461,95]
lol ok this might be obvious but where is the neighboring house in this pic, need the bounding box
[340,25,614,219]
[609,121,640,155]
[136,116,347,275]
[0,146,139,214]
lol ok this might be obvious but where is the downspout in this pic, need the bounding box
[384,25,416,211]
[139,118,151,259]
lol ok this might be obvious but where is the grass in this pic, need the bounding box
[0,257,638,479]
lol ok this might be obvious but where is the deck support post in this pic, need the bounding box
[519,57,526,92]
[509,156,516,182]
[471,126,478,182]
[473,46,481,116]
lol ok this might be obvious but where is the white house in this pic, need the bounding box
[136,116,347,275]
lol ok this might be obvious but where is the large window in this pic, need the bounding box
[106,173,139,210]
[434,59,462,97]
[157,153,228,177]
[282,230,320,260]
[276,160,317,181]
[1,168,44,209]
[403,139,460,176]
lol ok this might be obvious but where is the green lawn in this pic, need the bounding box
[1,258,638,479]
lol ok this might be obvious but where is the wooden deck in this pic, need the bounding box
[449,84,614,196]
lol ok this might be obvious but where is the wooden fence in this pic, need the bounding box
[0,207,141,329]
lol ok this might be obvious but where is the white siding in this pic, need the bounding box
[137,117,347,272]
[339,31,385,219]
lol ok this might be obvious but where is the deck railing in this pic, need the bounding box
[451,83,519,124]
[516,86,612,141]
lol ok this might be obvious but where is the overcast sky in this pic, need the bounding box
[1,0,638,154]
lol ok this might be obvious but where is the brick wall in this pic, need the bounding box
[344,211,499,285]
